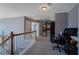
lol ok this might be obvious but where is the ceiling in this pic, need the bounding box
[0,3,77,20]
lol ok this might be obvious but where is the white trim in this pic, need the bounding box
[19,40,36,55]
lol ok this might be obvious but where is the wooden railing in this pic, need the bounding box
[0,31,36,55]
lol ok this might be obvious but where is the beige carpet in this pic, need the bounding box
[23,36,66,55]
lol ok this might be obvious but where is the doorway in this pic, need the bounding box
[31,22,39,37]
[41,21,55,37]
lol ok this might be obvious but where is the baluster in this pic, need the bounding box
[1,46,2,54]
[8,38,10,54]
[27,34,28,40]
[31,32,33,40]
[17,36,19,53]
[15,36,17,54]
[35,31,36,40]
[32,32,33,40]
[26,33,27,39]
[29,33,31,40]
[5,42,7,53]
[28,33,29,40]
[32,32,34,40]
[18,36,20,54]
[20,35,23,51]
[16,36,18,54]
[17,36,19,54]
[26,33,28,40]
[15,37,17,54]
[19,35,21,53]
[0,47,1,55]
[5,43,7,54]
[32,32,35,40]
[13,37,16,54]
[31,33,32,40]
[25,33,27,40]
[20,35,22,52]
[22,35,24,50]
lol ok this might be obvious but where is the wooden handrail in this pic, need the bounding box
[14,31,36,36]
[0,31,36,46]
[0,31,36,55]
[10,31,36,55]
[0,36,10,46]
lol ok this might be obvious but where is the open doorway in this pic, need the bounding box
[31,22,39,37]
[41,21,55,37]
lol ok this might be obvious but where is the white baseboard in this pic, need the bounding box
[19,40,36,55]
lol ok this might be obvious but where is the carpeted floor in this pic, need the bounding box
[23,36,66,55]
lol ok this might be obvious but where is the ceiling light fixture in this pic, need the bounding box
[40,4,49,11]
[41,6,48,11]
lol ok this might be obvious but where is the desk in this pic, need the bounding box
[71,36,78,48]
[71,36,78,42]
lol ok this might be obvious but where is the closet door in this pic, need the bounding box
[50,22,55,42]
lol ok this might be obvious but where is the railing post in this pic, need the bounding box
[35,31,36,40]
[10,32,14,55]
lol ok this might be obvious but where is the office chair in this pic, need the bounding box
[52,34,64,52]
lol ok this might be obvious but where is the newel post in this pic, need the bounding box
[10,32,14,55]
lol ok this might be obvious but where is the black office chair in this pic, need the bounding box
[52,34,64,52]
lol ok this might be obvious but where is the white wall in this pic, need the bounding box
[68,5,78,54]
[68,5,78,28]
[0,17,24,35]
[55,13,68,36]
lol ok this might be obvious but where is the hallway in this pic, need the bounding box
[24,37,66,55]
